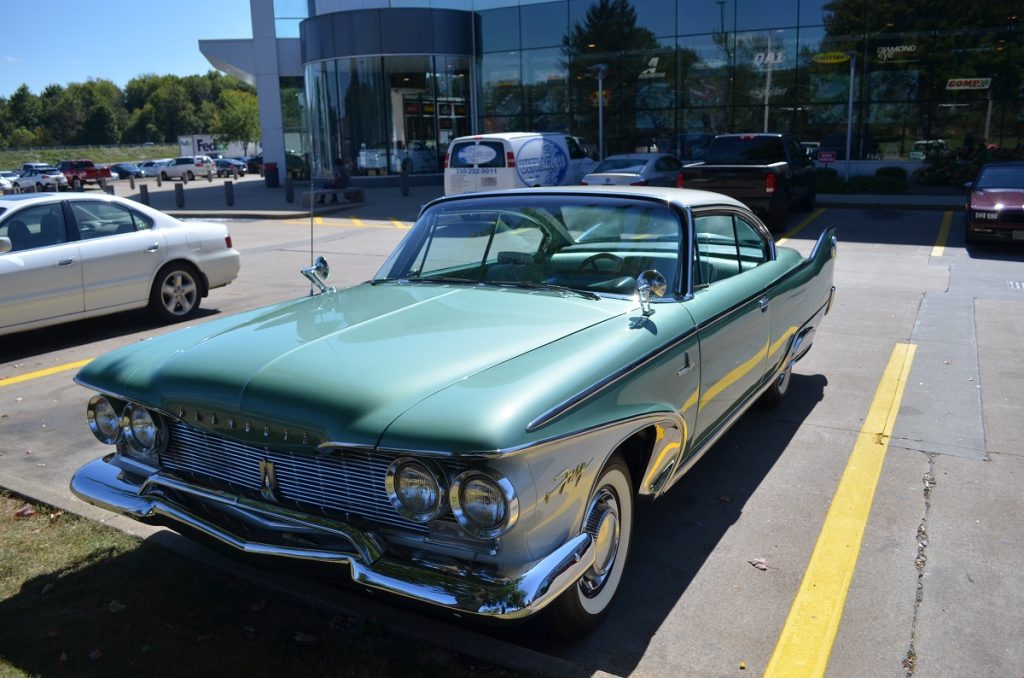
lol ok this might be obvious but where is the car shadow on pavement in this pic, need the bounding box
[0,308,221,364]
[496,372,829,674]
[964,241,1024,263]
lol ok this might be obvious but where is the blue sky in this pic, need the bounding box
[0,0,253,97]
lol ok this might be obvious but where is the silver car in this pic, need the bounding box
[0,193,240,335]
[581,153,684,187]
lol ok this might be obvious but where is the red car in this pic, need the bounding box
[964,162,1024,243]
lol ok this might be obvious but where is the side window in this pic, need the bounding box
[565,136,585,160]
[655,157,681,172]
[71,202,150,239]
[694,213,762,284]
[0,205,68,251]
[733,217,770,271]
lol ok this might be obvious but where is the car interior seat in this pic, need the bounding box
[5,220,32,251]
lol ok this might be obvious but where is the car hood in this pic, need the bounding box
[970,188,1024,209]
[78,283,630,448]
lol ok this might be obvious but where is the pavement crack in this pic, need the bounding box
[902,454,936,677]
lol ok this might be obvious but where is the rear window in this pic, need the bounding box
[594,158,645,172]
[449,141,507,169]
[705,137,786,165]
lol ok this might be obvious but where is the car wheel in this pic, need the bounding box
[72,177,82,191]
[150,263,202,323]
[187,171,195,181]
[543,454,634,639]
[36,182,45,192]
[160,172,169,181]
[760,362,792,407]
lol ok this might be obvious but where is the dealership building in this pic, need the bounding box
[200,0,1023,180]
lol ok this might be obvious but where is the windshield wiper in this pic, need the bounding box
[387,276,480,285]
[487,281,601,301]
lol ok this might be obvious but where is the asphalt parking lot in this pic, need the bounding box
[1,202,1022,677]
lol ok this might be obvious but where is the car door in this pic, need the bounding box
[68,200,168,311]
[686,210,773,447]
[0,203,84,331]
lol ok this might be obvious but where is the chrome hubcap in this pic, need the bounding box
[161,272,196,315]
[580,488,620,597]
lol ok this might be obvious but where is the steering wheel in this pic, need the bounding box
[578,252,625,272]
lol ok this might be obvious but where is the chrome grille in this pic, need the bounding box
[161,420,425,533]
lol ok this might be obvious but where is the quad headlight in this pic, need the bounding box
[86,395,122,445]
[385,458,447,522]
[450,469,519,539]
[121,403,166,461]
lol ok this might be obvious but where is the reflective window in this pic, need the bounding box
[480,7,520,53]
[523,48,568,130]
[677,0,734,36]
[736,0,797,30]
[482,52,523,116]
[521,2,568,50]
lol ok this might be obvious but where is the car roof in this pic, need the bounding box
[429,185,748,210]
[598,153,672,160]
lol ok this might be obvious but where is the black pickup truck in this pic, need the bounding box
[678,133,816,231]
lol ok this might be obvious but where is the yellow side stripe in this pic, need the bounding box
[765,342,917,677]
[931,211,952,257]
[0,359,92,388]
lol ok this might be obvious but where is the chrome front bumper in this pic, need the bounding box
[70,457,594,620]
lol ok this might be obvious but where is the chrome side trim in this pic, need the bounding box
[70,457,595,620]
[527,328,698,431]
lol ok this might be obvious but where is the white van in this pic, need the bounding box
[443,133,596,195]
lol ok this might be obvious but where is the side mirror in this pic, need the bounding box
[636,269,667,317]
[0,236,11,254]
[301,256,334,294]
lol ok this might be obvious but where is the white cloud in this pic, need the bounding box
[3,56,20,63]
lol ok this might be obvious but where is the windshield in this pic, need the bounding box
[975,166,1024,190]
[375,195,683,297]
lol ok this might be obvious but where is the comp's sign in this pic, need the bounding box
[946,78,991,90]
[516,138,568,186]
[812,52,851,65]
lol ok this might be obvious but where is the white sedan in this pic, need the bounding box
[13,167,69,191]
[0,193,241,336]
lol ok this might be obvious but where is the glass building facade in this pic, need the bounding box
[296,0,1024,177]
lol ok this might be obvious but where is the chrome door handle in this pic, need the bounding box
[57,258,75,266]
[676,351,693,376]
[759,296,769,312]
[145,243,160,252]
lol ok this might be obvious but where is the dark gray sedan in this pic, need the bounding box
[581,153,684,187]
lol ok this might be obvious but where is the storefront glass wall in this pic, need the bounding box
[473,0,1024,161]
[306,55,472,177]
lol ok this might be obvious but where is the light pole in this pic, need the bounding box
[590,63,608,161]
[845,51,856,181]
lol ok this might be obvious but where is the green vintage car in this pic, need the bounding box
[71,187,836,636]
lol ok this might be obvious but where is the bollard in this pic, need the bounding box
[183,172,189,185]
[129,175,135,190]
[232,165,238,180]
[206,166,212,182]
[175,183,185,208]
[139,184,150,206]
[156,173,162,187]
[400,168,410,197]
[284,177,294,203]
[104,183,114,195]
[225,180,234,206]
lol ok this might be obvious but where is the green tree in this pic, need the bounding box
[150,80,198,142]
[8,85,41,131]
[82,100,120,144]
[211,89,260,154]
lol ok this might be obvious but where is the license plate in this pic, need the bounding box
[1014,230,1024,240]
[482,177,497,186]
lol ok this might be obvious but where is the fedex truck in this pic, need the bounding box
[178,135,259,159]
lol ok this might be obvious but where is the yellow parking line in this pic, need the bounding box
[0,359,92,388]
[776,208,827,245]
[765,342,916,678]
[351,217,365,227]
[389,218,410,229]
[931,211,952,257]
